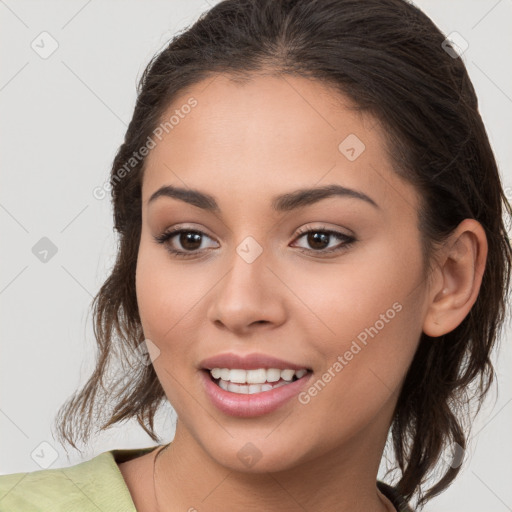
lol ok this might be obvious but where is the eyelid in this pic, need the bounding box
[155,223,217,241]
[294,222,354,238]
[153,224,219,248]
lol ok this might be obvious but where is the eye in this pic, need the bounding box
[153,224,356,259]
[153,227,218,258]
[291,225,356,256]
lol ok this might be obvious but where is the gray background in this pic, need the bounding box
[1,0,511,510]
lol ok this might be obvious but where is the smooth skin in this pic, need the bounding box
[118,73,487,512]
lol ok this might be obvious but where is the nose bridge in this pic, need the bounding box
[223,233,272,303]
[207,232,285,329]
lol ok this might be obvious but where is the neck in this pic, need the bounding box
[153,421,395,512]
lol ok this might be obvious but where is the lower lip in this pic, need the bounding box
[200,370,312,418]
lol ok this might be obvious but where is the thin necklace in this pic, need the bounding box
[152,443,170,512]
[152,443,396,512]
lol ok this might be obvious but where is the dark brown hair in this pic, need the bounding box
[53,0,512,508]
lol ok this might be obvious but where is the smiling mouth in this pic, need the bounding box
[204,368,312,395]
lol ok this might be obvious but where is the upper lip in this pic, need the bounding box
[199,352,311,371]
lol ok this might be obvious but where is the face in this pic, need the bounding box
[136,73,429,472]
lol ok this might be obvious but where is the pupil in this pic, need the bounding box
[181,232,202,250]
[309,232,329,250]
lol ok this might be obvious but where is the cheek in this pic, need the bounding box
[135,239,208,341]
[291,230,423,339]
[293,235,424,429]
[135,247,173,340]
[135,245,200,408]
[292,294,423,457]
[303,306,422,447]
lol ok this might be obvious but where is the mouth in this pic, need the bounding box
[203,367,312,395]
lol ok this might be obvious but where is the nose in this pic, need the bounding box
[206,242,287,334]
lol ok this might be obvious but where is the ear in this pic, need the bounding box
[423,219,488,337]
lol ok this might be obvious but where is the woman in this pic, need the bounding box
[1,0,510,510]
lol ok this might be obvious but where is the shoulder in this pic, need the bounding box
[0,448,154,512]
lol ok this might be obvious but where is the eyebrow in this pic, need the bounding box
[147,183,379,212]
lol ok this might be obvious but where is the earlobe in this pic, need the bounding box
[422,219,488,338]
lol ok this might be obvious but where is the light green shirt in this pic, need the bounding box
[0,446,413,511]
[0,446,157,511]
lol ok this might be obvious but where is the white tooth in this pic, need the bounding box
[220,379,296,395]
[211,368,222,379]
[295,369,307,379]
[281,369,295,381]
[266,368,281,382]
[229,369,247,383]
[246,368,267,384]
[228,382,242,392]
[248,384,263,394]
[215,368,306,386]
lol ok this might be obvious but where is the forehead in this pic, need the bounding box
[141,73,418,215]
[146,73,374,162]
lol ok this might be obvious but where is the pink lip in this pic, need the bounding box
[199,352,311,371]
[200,370,312,417]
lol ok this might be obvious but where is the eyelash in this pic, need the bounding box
[153,225,356,259]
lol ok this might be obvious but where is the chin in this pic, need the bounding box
[196,434,314,474]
